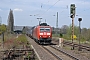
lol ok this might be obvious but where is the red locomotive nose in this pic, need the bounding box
[42,36,47,38]
[43,32,46,35]
[42,32,50,38]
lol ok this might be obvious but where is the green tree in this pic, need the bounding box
[0,24,7,34]
[63,25,79,40]
[81,28,90,42]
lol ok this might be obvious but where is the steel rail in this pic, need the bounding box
[63,41,90,51]
[42,46,62,60]
[50,45,79,60]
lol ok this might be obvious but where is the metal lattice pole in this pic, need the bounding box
[56,12,58,36]
[71,15,74,50]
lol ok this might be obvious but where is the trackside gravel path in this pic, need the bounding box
[26,36,58,60]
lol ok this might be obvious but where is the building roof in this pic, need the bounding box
[14,26,32,31]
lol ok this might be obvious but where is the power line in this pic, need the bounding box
[40,0,60,16]
[46,0,60,12]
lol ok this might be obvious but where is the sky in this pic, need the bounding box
[0,0,90,28]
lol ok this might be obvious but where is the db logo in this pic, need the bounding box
[44,32,46,35]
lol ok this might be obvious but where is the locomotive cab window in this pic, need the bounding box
[40,27,50,32]
[45,28,50,32]
[40,28,44,32]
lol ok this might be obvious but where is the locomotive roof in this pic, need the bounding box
[39,23,49,26]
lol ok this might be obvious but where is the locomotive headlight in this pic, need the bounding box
[47,33,50,35]
[49,36,50,37]
[40,33,43,35]
[40,36,41,37]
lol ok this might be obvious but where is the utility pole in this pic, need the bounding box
[56,12,58,36]
[56,12,58,28]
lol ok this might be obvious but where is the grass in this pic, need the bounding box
[2,33,28,49]
[52,34,90,45]
[16,34,28,44]
[52,34,60,37]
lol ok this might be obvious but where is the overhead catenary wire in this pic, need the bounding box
[40,0,60,16]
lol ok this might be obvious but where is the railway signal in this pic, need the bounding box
[78,18,82,51]
[70,4,76,50]
[70,4,75,17]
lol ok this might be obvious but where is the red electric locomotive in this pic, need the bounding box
[32,23,52,44]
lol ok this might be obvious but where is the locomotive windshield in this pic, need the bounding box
[40,27,50,32]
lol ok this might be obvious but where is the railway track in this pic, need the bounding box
[27,36,80,60]
[27,36,90,60]
[42,45,79,60]
[63,41,90,51]
[52,39,90,51]
[42,45,62,60]
[27,35,58,60]
[1,45,35,60]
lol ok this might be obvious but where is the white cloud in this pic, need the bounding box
[13,8,23,12]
